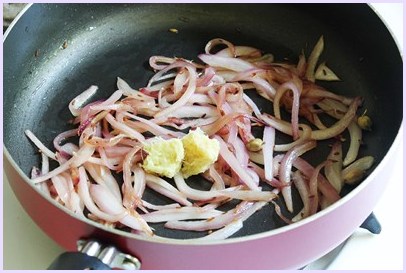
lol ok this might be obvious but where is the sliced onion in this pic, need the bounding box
[308,161,328,215]
[274,124,312,152]
[77,166,127,223]
[342,156,374,184]
[201,112,245,136]
[165,201,264,232]
[124,112,184,138]
[122,147,142,210]
[252,77,277,99]
[293,157,340,204]
[324,141,343,192]
[25,130,57,160]
[90,184,152,235]
[343,120,362,166]
[315,62,341,81]
[242,93,262,118]
[147,60,190,87]
[141,207,224,223]
[205,38,236,56]
[198,54,255,72]
[154,65,198,118]
[69,85,98,117]
[83,162,122,202]
[174,173,220,201]
[214,135,260,190]
[311,97,362,140]
[273,78,302,140]
[141,200,181,211]
[317,98,349,117]
[105,113,145,142]
[145,174,192,206]
[194,219,243,241]
[149,56,177,70]
[279,141,316,212]
[220,189,277,202]
[167,105,220,119]
[292,171,310,221]
[305,36,324,82]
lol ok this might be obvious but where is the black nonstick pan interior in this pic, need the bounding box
[3,3,403,240]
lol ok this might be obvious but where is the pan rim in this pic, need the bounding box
[2,2,404,246]
[2,3,33,43]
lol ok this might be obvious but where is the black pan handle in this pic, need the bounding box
[360,212,381,234]
[47,239,141,270]
[48,252,112,270]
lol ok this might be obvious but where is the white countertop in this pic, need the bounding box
[2,3,403,270]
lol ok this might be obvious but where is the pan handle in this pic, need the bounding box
[47,239,141,270]
[359,212,381,234]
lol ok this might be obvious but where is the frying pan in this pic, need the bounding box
[3,3,403,269]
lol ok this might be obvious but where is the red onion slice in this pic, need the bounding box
[273,78,302,140]
[198,54,255,72]
[90,184,152,235]
[292,171,310,221]
[141,206,224,223]
[308,161,328,215]
[342,156,374,184]
[325,141,344,192]
[343,120,362,166]
[305,36,324,82]
[69,85,98,117]
[154,65,198,118]
[193,220,243,241]
[214,135,260,190]
[25,129,57,161]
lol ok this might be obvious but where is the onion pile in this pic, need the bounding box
[26,37,374,240]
